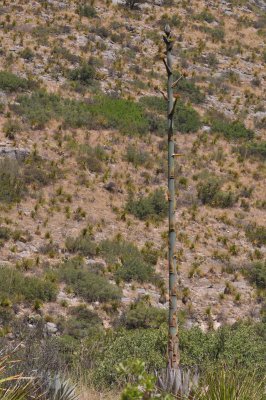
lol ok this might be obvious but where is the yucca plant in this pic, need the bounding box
[0,354,33,400]
[192,368,266,400]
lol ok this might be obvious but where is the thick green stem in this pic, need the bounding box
[164,25,179,369]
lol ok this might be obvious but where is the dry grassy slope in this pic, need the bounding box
[0,0,265,329]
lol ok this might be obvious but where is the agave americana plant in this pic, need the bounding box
[156,366,199,399]
[40,373,79,400]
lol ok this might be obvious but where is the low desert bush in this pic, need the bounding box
[140,96,201,134]
[120,301,167,329]
[91,321,266,387]
[197,176,237,208]
[126,188,167,220]
[173,73,205,104]
[174,101,202,133]
[77,144,107,173]
[99,238,158,284]
[69,63,96,85]
[51,46,81,64]
[57,258,121,302]
[211,118,254,140]
[76,3,97,18]
[243,261,266,290]
[235,141,266,161]
[194,9,216,23]
[3,119,22,139]
[0,159,25,203]
[245,224,266,247]
[65,231,97,257]
[14,91,149,134]
[62,305,102,339]
[125,145,151,168]
[0,71,35,92]
[20,47,35,61]
[0,267,57,304]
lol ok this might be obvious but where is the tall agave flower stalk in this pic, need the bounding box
[157,25,200,399]
[163,24,179,370]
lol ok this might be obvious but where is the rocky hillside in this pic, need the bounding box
[0,0,265,341]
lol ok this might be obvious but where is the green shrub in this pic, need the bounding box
[197,177,222,204]
[141,242,159,266]
[0,71,35,92]
[0,267,57,303]
[211,190,236,208]
[77,144,107,173]
[115,257,156,284]
[96,96,149,135]
[194,9,216,23]
[173,74,205,104]
[91,322,266,387]
[76,4,97,18]
[120,301,167,329]
[3,119,22,139]
[243,262,266,289]
[0,159,25,203]
[197,176,236,208]
[211,119,254,140]
[209,27,225,42]
[0,226,11,241]
[0,155,61,204]
[63,305,102,339]
[141,97,201,133]
[57,259,122,302]
[14,91,149,134]
[159,14,182,29]
[99,238,158,284]
[65,231,97,257]
[235,141,266,161]
[125,145,151,168]
[174,101,202,133]
[23,153,61,187]
[126,189,167,220]
[69,63,96,85]
[51,46,81,64]
[246,225,266,247]
[139,96,166,113]
[20,47,34,61]
[92,328,166,386]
